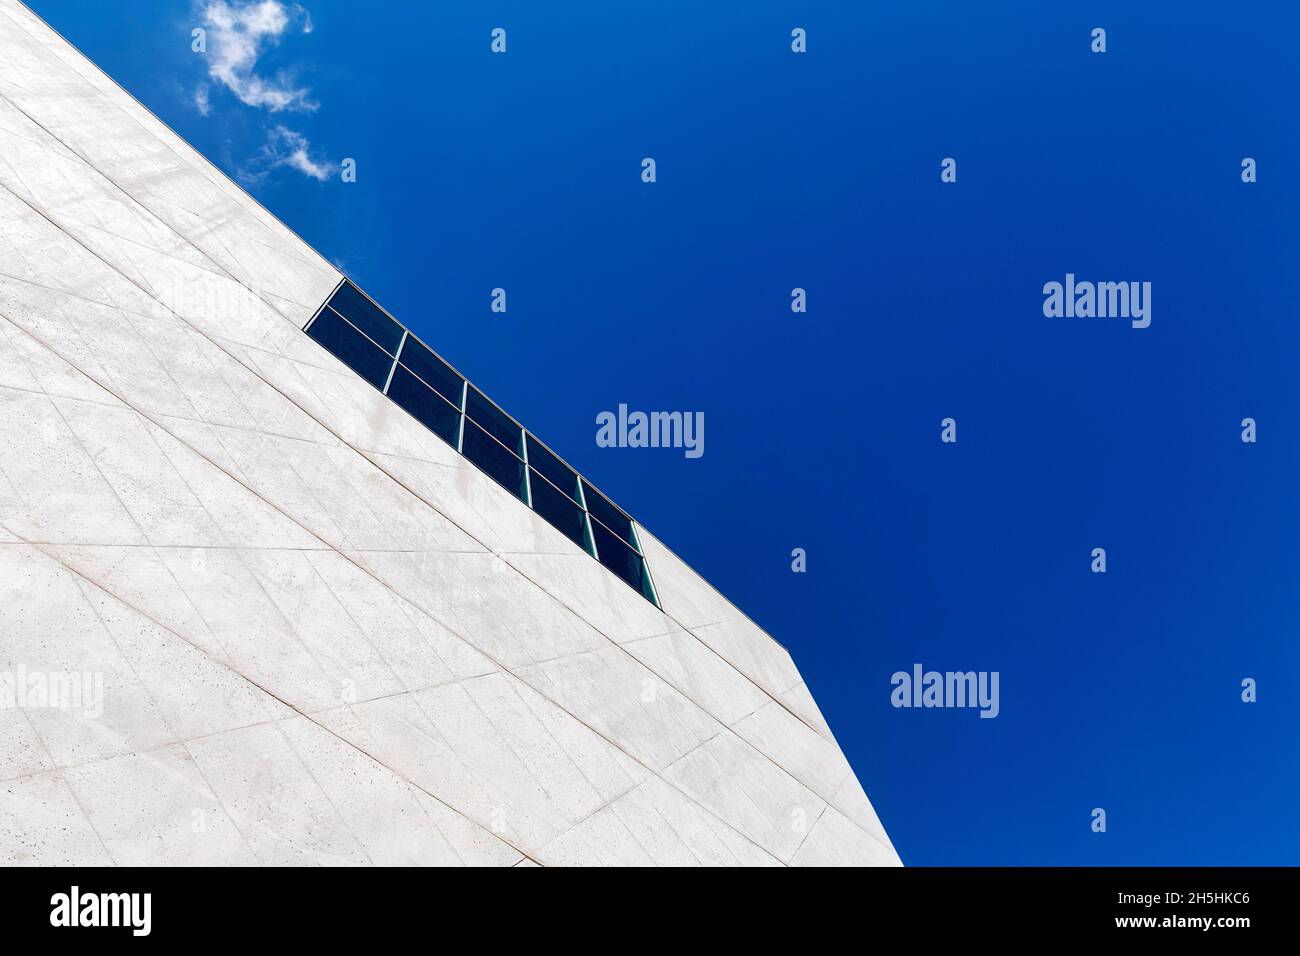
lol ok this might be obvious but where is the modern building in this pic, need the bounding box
[0,0,899,866]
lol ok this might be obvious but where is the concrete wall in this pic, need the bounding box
[0,0,898,865]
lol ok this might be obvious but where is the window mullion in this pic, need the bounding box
[382,330,407,395]
[456,380,467,453]
[521,426,533,508]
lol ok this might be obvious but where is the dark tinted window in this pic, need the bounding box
[582,480,636,547]
[387,366,461,447]
[398,338,464,408]
[306,309,393,390]
[303,280,659,606]
[326,284,404,355]
[462,419,527,501]
[526,435,580,501]
[590,519,655,601]
[530,469,589,548]
[466,386,523,455]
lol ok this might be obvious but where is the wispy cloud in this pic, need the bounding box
[194,2,329,184]
[199,0,315,112]
[268,125,331,179]
[239,124,332,184]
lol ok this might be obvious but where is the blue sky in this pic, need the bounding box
[30,0,1300,865]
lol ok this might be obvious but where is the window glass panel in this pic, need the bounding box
[525,435,580,502]
[590,519,656,602]
[398,338,463,408]
[529,468,591,550]
[387,366,461,447]
[465,386,523,455]
[326,283,404,355]
[308,282,659,605]
[582,480,635,548]
[462,418,527,501]
[306,308,393,389]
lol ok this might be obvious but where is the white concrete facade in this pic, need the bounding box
[0,0,899,866]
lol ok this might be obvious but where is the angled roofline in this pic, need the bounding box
[13,0,791,656]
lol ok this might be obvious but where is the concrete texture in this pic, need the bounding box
[0,0,899,866]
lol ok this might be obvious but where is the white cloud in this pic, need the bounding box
[243,124,331,182]
[276,130,330,179]
[199,0,315,112]
[195,3,329,185]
